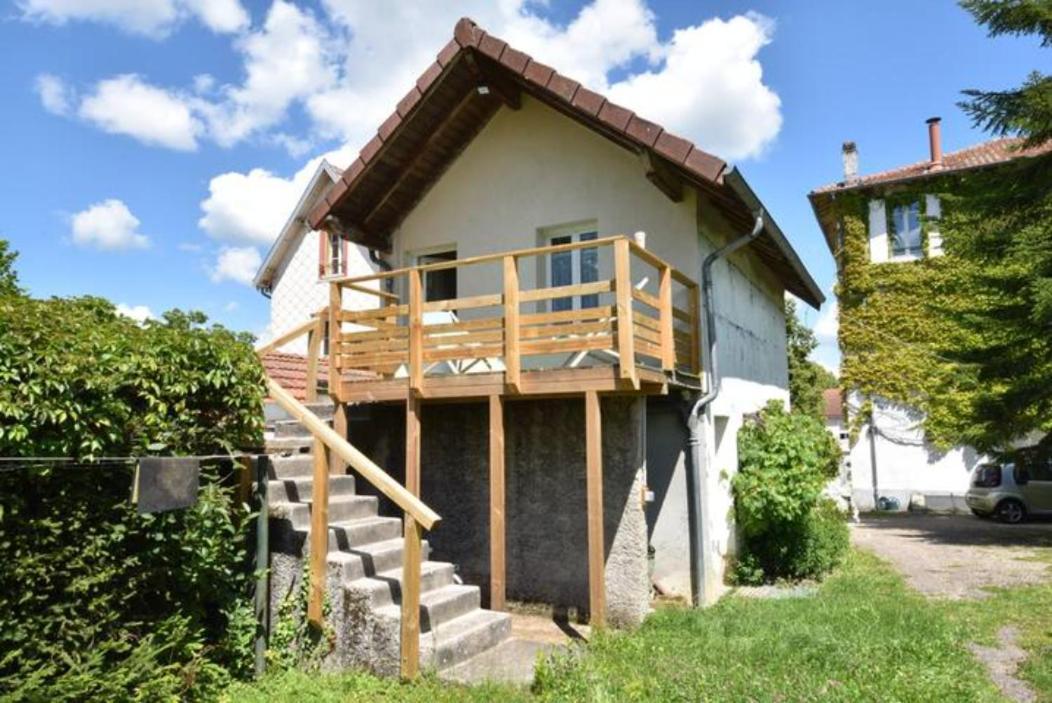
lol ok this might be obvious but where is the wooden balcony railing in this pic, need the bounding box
[327,235,701,393]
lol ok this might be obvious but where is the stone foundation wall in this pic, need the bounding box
[350,396,650,627]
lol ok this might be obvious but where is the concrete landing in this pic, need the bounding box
[439,611,591,686]
[440,638,556,686]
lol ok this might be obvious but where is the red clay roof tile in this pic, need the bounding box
[378,113,401,142]
[597,101,633,132]
[478,33,507,61]
[499,46,530,74]
[625,115,662,148]
[359,134,384,164]
[655,132,692,164]
[571,86,605,117]
[416,61,443,94]
[437,39,460,67]
[547,73,580,103]
[395,86,422,117]
[523,59,554,87]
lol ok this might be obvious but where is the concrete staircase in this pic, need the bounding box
[264,400,511,676]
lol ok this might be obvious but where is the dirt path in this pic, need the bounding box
[851,514,1052,599]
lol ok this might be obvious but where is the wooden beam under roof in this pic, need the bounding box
[640,149,684,203]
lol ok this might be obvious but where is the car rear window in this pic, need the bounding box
[972,464,1002,488]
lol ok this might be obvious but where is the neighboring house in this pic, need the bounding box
[808,119,1051,513]
[254,160,380,357]
[257,17,823,675]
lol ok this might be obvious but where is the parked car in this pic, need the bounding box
[966,450,1052,523]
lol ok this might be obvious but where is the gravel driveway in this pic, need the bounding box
[851,514,1052,599]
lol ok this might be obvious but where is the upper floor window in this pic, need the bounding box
[320,230,347,278]
[889,202,922,259]
[548,229,599,311]
[415,248,458,302]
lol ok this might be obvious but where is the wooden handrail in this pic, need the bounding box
[266,377,442,530]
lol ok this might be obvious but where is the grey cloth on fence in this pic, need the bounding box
[134,457,200,513]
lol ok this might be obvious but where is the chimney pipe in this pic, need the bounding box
[842,141,859,183]
[926,117,942,168]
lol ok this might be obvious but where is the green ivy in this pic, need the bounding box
[832,155,1052,451]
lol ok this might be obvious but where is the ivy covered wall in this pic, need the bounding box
[828,154,1052,452]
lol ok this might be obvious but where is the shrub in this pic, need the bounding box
[0,283,266,700]
[732,400,847,584]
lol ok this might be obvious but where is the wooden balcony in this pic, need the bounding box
[325,235,701,403]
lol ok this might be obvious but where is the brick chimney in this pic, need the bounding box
[842,141,859,183]
[926,117,942,168]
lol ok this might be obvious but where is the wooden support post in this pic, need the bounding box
[658,265,675,370]
[237,455,253,507]
[688,283,702,375]
[408,268,424,393]
[329,283,342,399]
[584,390,605,628]
[502,255,520,393]
[305,318,322,403]
[613,239,637,387]
[488,394,506,611]
[307,437,329,628]
[405,394,420,497]
[331,402,348,475]
[400,516,422,679]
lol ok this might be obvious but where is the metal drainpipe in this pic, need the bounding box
[369,248,394,293]
[681,209,764,607]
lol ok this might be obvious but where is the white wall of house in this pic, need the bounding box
[389,95,792,598]
[268,232,377,354]
[846,394,982,512]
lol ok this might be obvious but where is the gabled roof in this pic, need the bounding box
[307,17,824,308]
[809,136,1052,255]
[823,388,842,420]
[253,159,343,292]
[812,137,1052,195]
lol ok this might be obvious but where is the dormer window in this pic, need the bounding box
[889,202,922,259]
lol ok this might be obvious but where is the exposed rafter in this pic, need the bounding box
[639,149,684,203]
[322,215,390,253]
[465,52,521,110]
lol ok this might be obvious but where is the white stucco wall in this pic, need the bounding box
[846,394,983,511]
[269,233,377,354]
[387,95,793,598]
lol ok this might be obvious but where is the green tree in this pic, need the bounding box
[937,0,1052,448]
[786,299,837,418]
[0,239,21,297]
[959,0,1052,146]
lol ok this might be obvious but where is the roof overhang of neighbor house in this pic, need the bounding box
[306,17,824,309]
[254,159,344,293]
[808,137,1052,257]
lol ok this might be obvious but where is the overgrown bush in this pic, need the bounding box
[0,264,266,700]
[732,400,847,584]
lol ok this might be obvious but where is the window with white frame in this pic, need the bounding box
[547,228,598,311]
[413,248,458,302]
[888,202,922,259]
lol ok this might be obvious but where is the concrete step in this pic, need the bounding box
[265,436,315,453]
[265,398,334,424]
[267,455,314,478]
[423,609,513,671]
[272,417,333,438]
[376,584,480,633]
[327,516,403,550]
[285,495,379,529]
[356,561,457,609]
[269,474,356,502]
[328,538,432,582]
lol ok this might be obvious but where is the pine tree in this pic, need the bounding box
[959,0,1052,145]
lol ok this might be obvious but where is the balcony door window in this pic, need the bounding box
[548,230,598,311]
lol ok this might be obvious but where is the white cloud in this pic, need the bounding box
[814,298,838,341]
[115,303,155,322]
[78,74,202,151]
[211,246,262,285]
[18,0,248,37]
[70,199,150,250]
[224,300,239,312]
[606,12,781,160]
[201,1,337,146]
[35,73,73,116]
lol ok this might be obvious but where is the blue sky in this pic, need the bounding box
[0,0,1045,371]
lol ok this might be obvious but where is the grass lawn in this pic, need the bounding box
[224,549,1052,702]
